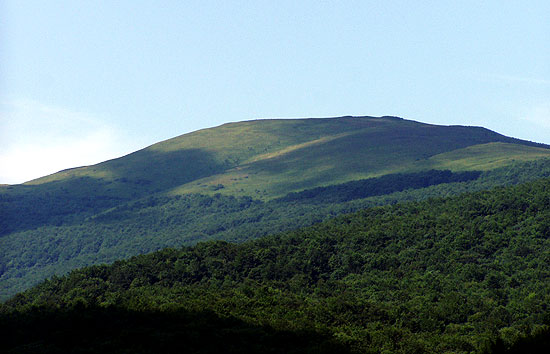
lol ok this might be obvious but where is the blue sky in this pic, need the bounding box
[1,1,549,184]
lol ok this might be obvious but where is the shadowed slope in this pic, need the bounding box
[0,305,348,354]
[171,119,550,197]
[20,116,550,200]
[5,177,550,353]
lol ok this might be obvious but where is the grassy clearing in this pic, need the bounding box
[426,142,550,171]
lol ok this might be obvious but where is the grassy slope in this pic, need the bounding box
[18,116,550,200]
[169,119,550,198]
[10,115,546,237]
[427,142,550,171]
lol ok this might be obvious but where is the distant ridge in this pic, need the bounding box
[2,115,550,299]
[20,116,550,200]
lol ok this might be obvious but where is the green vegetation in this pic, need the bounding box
[2,159,550,299]
[172,121,550,198]
[2,117,550,352]
[2,116,550,300]
[277,169,481,204]
[3,177,550,353]
[19,116,550,200]
[0,306,348,354]
[3,116,549,299]
[426,142,550,171]
[486,327,550,354]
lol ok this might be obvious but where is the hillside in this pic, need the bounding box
[20,116,550,199]
[3,177,550,353]
[2,116,550,299]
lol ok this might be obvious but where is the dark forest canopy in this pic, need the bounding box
[3,177,550,353]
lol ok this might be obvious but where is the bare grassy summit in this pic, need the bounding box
[23,116,550,200]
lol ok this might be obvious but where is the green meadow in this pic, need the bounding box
[22,116,550,200]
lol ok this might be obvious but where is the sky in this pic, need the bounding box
[1,1,549,184]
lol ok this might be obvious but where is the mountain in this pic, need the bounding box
[3,177,550,353]
[21,116,550,199]
[2,116,550,299]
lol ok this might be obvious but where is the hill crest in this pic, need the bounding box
[18,116,550,200]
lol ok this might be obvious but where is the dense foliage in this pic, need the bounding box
[2,160,550,299]
[3,177,550,353]
[0,305,347,354]
[277,170,481,203]
[487,327,550,354]
[2,116,550,300]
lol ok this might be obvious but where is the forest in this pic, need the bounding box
[2,159,550,299]
[2,176,550,353]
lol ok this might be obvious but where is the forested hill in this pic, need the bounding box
[2,160,550,299]
[3,177,550,354]
[2,116,550,299]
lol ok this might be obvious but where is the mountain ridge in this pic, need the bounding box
[2,115,550,299]
[17,116,550,201]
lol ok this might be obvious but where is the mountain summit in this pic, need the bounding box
[23,116,550,199]
[2,116,550,299]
